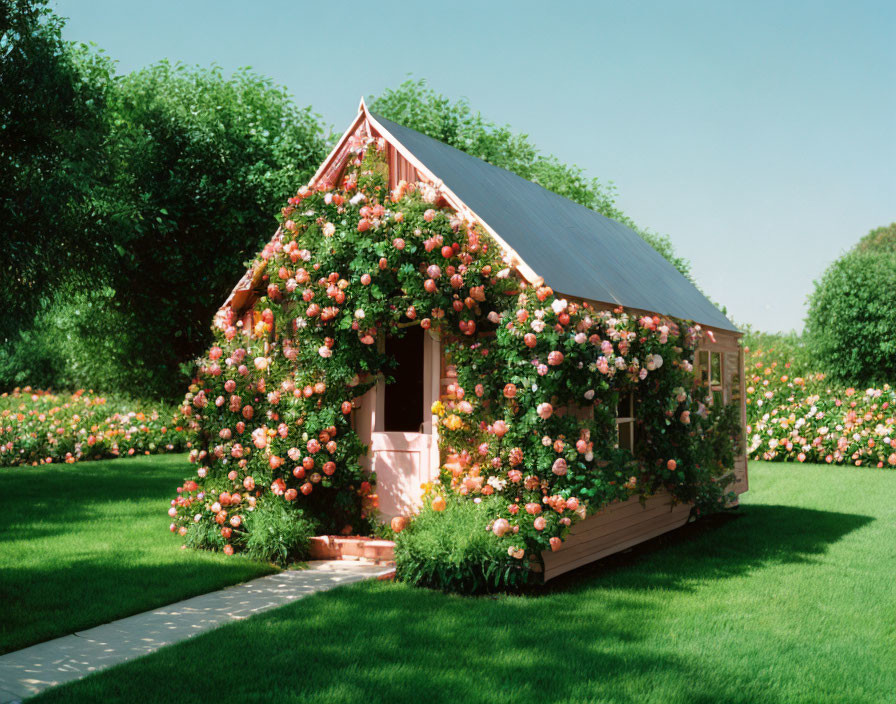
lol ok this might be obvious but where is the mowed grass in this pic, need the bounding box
[31,461,896,704]
[0,454,276,654]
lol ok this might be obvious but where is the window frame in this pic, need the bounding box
[696,349,725,406]
[616,392,636,452]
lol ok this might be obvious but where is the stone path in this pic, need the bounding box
[0,560,393,703]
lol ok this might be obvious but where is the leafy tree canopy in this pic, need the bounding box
[0,0,117,339]
[1,1,330,397]
[100,61,330,396]
[805,225,896,386]
[853,222,896,255]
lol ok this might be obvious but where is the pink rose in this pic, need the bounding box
[492,518,510,537]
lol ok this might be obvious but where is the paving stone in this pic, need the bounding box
[0,560,392,703]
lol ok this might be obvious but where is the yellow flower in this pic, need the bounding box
[431,401,446,416]
[443,414,463,431]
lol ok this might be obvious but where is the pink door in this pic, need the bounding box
[356,325,440,520]
[371,432,434,518]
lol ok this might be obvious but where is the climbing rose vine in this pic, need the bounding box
[169,137,739,566]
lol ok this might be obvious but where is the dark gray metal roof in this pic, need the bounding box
[371,113,737,332]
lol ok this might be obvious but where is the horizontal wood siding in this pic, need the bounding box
[541,490,691,581]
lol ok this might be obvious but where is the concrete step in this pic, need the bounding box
[308,535,396,564]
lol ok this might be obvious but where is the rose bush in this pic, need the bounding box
[0,388,189,467]
[171,138,739,580]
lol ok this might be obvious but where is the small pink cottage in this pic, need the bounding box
[222,100,748,579]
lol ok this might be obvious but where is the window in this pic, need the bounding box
[727,349,747,454]
[616,393,635,452]
[696,349,724,406]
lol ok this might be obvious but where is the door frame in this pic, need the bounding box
[354,327,441,513]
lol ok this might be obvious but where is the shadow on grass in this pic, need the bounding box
[0,455,276,655]
[0,455,188,541]
[545,503,874,595]
[30,502,878,704]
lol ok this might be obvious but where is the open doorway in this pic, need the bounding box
[383,324,425,432]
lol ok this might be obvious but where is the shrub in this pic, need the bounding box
[805,248,896,386]
[742,327,814,380]
[393,498,535,593]
[241,501,315,565]
[0,281,139,393]
[180,498,315,565]
[854,222,896,254]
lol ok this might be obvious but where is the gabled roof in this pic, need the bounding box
[367,111,737,333]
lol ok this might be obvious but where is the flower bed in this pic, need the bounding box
[0,388,189,467]
[745,347,896,467]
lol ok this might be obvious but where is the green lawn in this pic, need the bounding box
[0,454,276,654]
[29,461,896,704]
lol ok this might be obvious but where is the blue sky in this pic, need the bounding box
[54,0,895,333]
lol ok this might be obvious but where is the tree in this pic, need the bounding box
[370,79,692,279]
[805,225,896,386]
[0,0,117,343]
[0,7,331,397]
[98,62,329,397]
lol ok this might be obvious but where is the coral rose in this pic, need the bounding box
[491,420,509,437]
[492,518,510,537]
